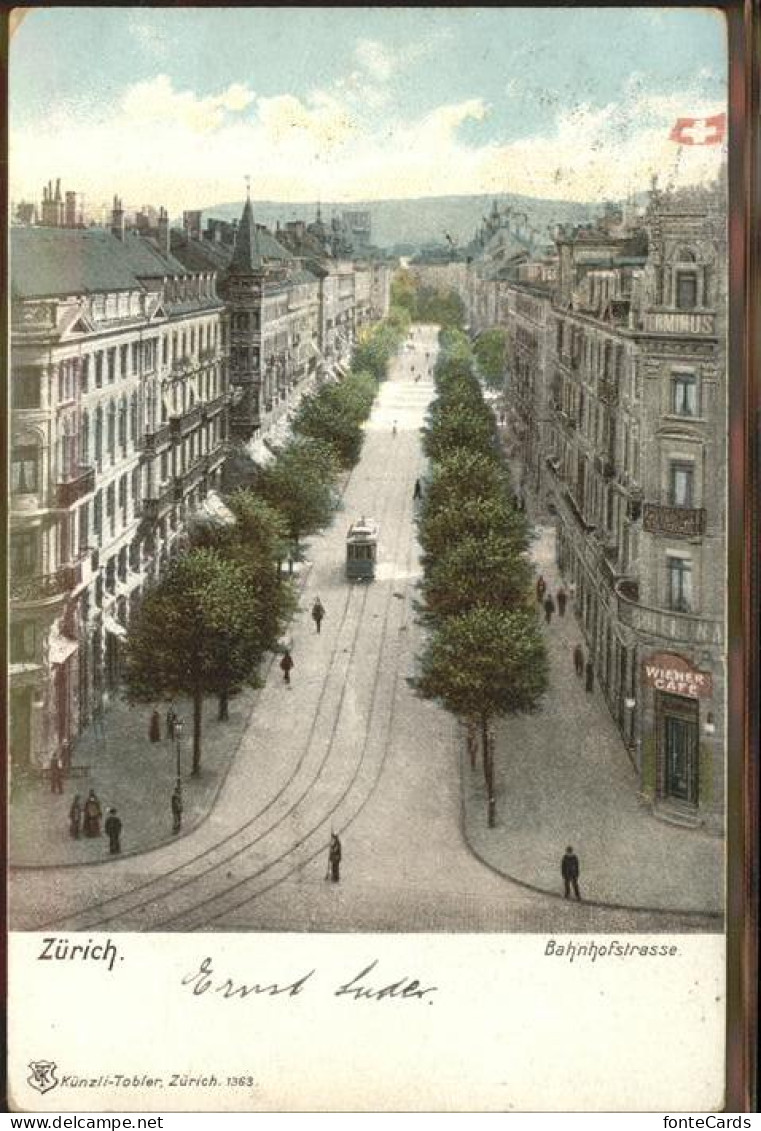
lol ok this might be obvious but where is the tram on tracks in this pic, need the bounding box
[346,516,378,580]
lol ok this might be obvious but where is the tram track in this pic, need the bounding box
[37,364,426,933]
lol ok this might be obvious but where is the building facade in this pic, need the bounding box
[9,205,228,772]
[462,180,727,831]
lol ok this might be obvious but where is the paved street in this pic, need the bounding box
[10,327,720,934]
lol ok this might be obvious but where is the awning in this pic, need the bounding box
[194,491,235,528]
[104,616,127,639]
[49,629,78,666]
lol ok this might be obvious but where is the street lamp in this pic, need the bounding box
[174,717,184,790]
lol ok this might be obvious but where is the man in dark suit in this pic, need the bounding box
[561,846,581,900]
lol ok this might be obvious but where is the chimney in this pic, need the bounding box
[111,194,125,240]
[55,178,62,202]
[157,207,170,254]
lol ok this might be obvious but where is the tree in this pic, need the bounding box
[293,370,377,468]
[419,532,533,622]
[256,437,338,556]
[474,328,509,392]
[125,550,265,775]
[416,605,548,826]
[390,270,418,319]
[423,404,498,463]
[418,495,529,565]
[424,448,510,523]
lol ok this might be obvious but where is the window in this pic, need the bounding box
[11,446,39,493]
[675,272,697,310]
[95,352,104,388]
[93,490,103,538]
[79,502,89,553]
[10,622,36,663]
[669,461,695,508]
[80,411,89,464]
[11,532,37,576]
[107,402,116,462]
[120,345,129,377]
[667,556,692,613]
[132,342,140,373]
[107,349,116,383]
[118,398,127,452]
[13,368,41,409]
[671,372,698,416]
[95,407,103,466]
[118,475,127,512]
[163,337,168,365]
[81,356,90,393]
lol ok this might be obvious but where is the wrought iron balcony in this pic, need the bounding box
[169,402,203,437]
[11,563,81,604]
[200,393,227,420]
[615,579,722,647]
[56,466,95,508]
[143,423,172,450]
[642,503,706,538]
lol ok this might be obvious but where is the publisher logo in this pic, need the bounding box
[28,1061,59,1094]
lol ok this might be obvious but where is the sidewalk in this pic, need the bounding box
[10,559,313,869]
[460,523,724,918]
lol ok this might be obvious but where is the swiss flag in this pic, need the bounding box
[669,113,726,145]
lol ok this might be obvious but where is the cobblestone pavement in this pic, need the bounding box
[461,523,724,919]
[9,326,719,933]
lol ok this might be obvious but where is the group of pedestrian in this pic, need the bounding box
[149,701,180,744]
[535,576,569,624]
[68,789,122,853]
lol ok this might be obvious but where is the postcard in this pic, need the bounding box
[6,5,750,1112]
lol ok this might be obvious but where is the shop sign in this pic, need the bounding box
[642,651,713,698]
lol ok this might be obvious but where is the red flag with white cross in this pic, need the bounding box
[669,113,726,145]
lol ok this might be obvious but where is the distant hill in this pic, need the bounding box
[192,193,605,253]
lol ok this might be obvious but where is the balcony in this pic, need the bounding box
[143,423,171,451]
[199,347,217,363]
[642,309,716,336]
[169,402,203,437]
[201,393,227,420]
[171,355,192,374]
[642,503,706,538]
[56,466,95,508]
[563,487,596,532]
[11,563,81,605]
[615,579,722,647]
[174,459,207,501]
[141,481,174,521]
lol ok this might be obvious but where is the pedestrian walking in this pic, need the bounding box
[149,708,161,743]
[392,420,398,437]
[561,846,581,900]
[311,598,325,634]
[557,586,568,617]
[543,594,556,624]
[82,790,102,837]
[536,575,547,603]
[49,753,64,795]
[166,702,177,742]
[413,478,422,500]
[69,794,82,839]
[280,649,294,685]
[105,808,122,855]
[92,698,105,740]
[573,644,585,678]
[327,832,342,883]
[171,785,183,834]
[585,658,595,694]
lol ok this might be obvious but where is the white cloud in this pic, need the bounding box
[122,75,255,134]
[10,74,725,214]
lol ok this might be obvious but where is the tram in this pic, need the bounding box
[346,516,378,580]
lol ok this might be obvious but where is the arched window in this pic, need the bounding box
[674,246,697,262]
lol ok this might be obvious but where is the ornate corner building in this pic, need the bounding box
[422,180,727,833]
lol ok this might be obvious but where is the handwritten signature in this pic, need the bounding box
[181,957,438,1004]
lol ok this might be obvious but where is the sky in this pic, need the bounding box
[9,7,728,213]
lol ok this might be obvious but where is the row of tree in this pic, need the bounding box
[414,327,548,827]
[391,270,466,329]
[124,311,409,775]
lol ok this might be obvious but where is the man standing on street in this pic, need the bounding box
[328,832,342,883]
[105,808,122,855]
[311,597,325,634]
[585,658,595,695]
[561,846,581,900]
[280,649,294,685]
[171,784,183,834]
[49,753,64,795]
[543,593,556,624]
[557,586,568,617]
